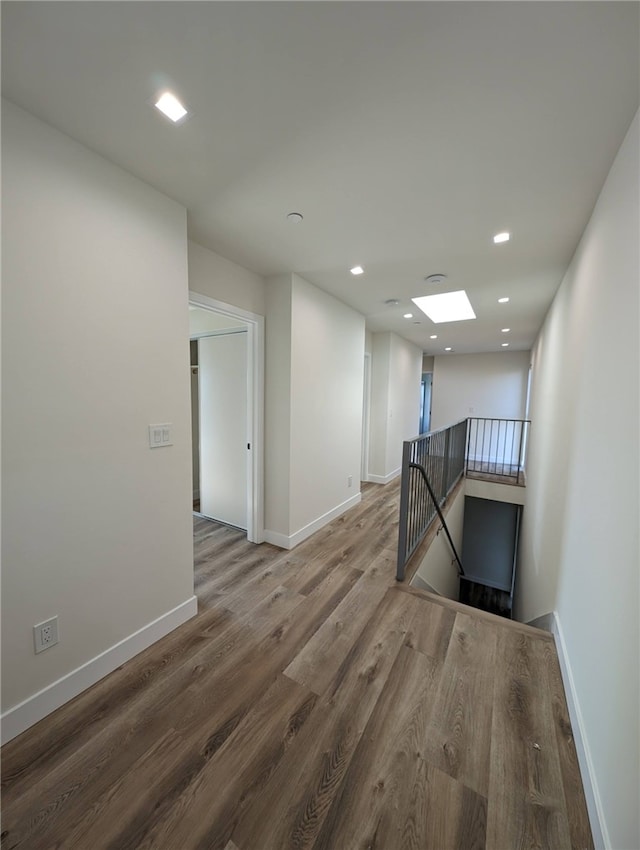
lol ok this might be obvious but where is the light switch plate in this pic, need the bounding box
[148,423,173,448]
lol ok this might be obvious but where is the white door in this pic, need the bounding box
[198,332,248,529]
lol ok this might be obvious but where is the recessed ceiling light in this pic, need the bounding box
[493,232,510,244]
[430,334,438,339]
[445,347,453,352]
[498,297,510,304]
[155,91,188,123]
[287,212,304,223]
[350,266,364,275]
[403,313,413,319]
[501,328,510,333]
[412,290,476,323]
[502,342,509,347]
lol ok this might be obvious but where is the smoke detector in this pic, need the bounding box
[425,273,447,285]
[384,299,400,306]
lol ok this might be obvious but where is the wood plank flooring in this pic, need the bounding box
[1,481,592,850]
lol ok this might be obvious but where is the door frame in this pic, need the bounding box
[361,352,371,482]
[189,291,264,544]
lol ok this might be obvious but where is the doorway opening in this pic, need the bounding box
[419,372,432,434]
[188,292,264,544]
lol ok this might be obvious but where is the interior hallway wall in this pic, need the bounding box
[265,274,365,546]
[1,100,194,727]
[517,111,639,850]
[188,240,265,316]
[430,351,530,431]
[368,332,423,482]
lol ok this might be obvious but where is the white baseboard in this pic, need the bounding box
[264,492,361,550]
[551,612,607,849]
[367,467,401,485]
[1,596,198,745]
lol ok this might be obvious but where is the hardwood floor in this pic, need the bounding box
[1,481,592,850]
[466,464,526,487]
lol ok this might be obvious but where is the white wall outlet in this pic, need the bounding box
[148,423,173,448]
[347,475,353,487]
[34,616,59,654]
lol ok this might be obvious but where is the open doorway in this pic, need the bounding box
[188,292,264,543]
[419,372,432,434]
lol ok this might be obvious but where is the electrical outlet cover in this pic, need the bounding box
[34,616,59,653]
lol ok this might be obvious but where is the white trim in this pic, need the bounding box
[190,327,247,339]
[264,493,361,550]
[188,291,264,544]
[361,352,371,482]
[551,611,607,850]
[1,596,198,745]
[367,467,401,485]
[262,528,292,549]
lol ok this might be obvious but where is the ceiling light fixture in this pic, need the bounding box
[498,297,510,304]
[502,342,510,347]
[403,313,413,319]
[445,347,453,352]
[493,232,510,244]
[154,91,188,123]
[350,266,364,275]
[425,273,448,285]
[287,212,304,223]
[412,290,476,323]
[430,334,438,339]
[501,328,510,333]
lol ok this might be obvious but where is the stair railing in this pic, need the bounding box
[397,417,532,581]
[465,417,531,482]
[408,462,465,577]
[396,418,467,581]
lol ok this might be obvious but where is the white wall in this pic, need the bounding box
[386,334,423,470]
[1,101,195,728]
[465,477,526,507]
[264,275,293,537]
[412,483,465,599]
[290,275,365,535]
[517,112,639,850]
[364,328,373,355]
[188,240,265,316]
[431,351,530,430]
[264,274,365,546]
[369,333,392,481]
[368,332,423,482]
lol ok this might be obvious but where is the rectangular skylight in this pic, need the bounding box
[155,92,188,123]
[412,290,476,323]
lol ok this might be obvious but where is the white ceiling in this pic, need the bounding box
[2,2,638,355]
